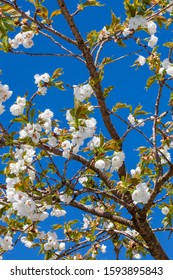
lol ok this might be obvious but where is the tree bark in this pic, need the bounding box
[133,215,169,260]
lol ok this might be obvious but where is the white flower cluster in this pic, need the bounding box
[39,108,54,134]
[59,193,73,204]
[87,136,100,150]
[159,58,173,77]
[21,237,34,248]
[123,16,158,48]
[123,15,146,37]
[159,145,171,164]
[132,183,150,204]
[10,96,26,116]
[98,26,110,41]
[148,34,158,48]
[125,228,138,238]
[6,177,48,221]
[18,108,54,144]
[10,145,36,181]
[130,166,141,176]
[50,208,66,217]
[94,151,125,172]
[19,123,41,143]
[129,15,147,30]
[73,84,94,102]
[0,82,12,115]
[8,31,34,49]
[0,234,13,251]
[110,151,125,172]
[147,21,158,48]
[82,215,90,229]
[34,73,50,95]
[43,231,65,252]
[64,109,97,158]
[128,113,145,127]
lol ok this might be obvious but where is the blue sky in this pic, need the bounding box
[0,0,173,260]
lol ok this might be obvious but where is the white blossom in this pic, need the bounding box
[48,136,57,147]
[159,145,171,164]
[59,194,72,204]
[73,84,94,102]
[128,15,147,30]
[0,235,13,251]
[123,28,130,37]
[59,242,65,251]
[166,67,173,77]
[98,26,110,41]
[130,166,141,176]
[136,55,146,66]
[50,208,66,217]
[147,21,157,35]
[132,183,150,204]
[21,237,34,248]
[128,113,135,125]
[0,104,5,115]
[16,97,26,107]
[82,216,90,229]
[148,35,158,48]
[161,206,169,215]
[95,159,106,170]
[100,244,107,253]
[133,252,142,259]
[110,151,125,172]
[87,136,100,150]
[10,104,24,116]
[79,177,88,186]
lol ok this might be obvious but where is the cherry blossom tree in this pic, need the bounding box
[0,0,173,260]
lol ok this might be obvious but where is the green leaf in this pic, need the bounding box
[111,11,120,26]
[52,68,63,79]
[99,133,104,147]
[133,104,142,116]
[163,42,173,48]
[1,36,10,52]
[101,57,113,66]
[29,108,35,121]
[103,85,114,97]
[82,0,104,7]
[169,92,173,106]
[36,6,48,19]
[146,75,156,90]
[68,220,79,227]
[12,115,28,123]
[54,81,64,90]
[117,39,126,47]
[103,139,121,151]
[50,9,61,18]
[52,224,63,230]
[125,3,137,17]
[86,30,98,47]
[112,102,132,112]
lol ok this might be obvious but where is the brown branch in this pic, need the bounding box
[70,200,133,228]
[141,164,173,215]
